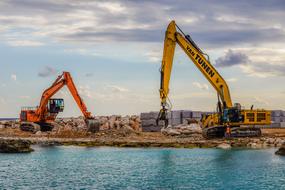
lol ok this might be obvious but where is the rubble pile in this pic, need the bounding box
[0,120,19,129]
[0,115,141,137]
[161,123,202,137]
[55,115,141,132]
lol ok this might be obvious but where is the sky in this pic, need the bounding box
[0,0,285,117]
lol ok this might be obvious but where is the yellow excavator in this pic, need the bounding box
[157,20,271,138]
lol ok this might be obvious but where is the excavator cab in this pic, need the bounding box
[47,98,64,113]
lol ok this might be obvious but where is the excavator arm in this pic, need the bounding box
[36,72,93,121]
[160,20,232,109]
[64,72,92,119]
[158,21,232,124]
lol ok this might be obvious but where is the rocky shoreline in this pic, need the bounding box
[1,117,285,153]
[1,135,285,149]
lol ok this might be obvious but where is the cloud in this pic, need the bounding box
[253,96,269,106]
[0,0,285,78]
[38,66,57,77]
[6,40,44,47]
[0,0,284,49]
[227,78,238,82]
[145,49,161,63]
[240,63,285,78]
[11,74,17,81]
[107,85,129,93]
[63,48,99,56]
[192,82,209,90]
[79,85,93,99]
[0,97,6,104]
[97,2,126,14]
[214,48,285,77]
[85,73,93,77]
[215,49,249,67]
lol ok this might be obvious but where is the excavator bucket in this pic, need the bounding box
[86,119,100,133]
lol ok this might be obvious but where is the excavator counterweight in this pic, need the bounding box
[158,20,271,138]
[20,71,99,132]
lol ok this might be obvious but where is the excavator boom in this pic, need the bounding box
[20,71,97,132]
[160,21,232,109]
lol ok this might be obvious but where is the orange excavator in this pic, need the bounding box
[19,71,98,132]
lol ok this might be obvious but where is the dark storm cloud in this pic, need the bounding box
[215,49,285,76]
[1,0,285,47]
[215,49,249,67]
[61,29,162,42]
[1,0,285,77]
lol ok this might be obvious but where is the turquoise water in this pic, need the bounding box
[0,146,285,190]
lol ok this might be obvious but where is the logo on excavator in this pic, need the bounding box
[186,46,215,78]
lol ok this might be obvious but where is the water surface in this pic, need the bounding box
[0,146,284,189]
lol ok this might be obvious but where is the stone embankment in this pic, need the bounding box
[1,116,285,150]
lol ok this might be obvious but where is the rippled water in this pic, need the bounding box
[0,146,285,189]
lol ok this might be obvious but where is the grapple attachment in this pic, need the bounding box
[156,106,169,127]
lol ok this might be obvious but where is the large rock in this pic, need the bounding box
[247,142,262,149]
[0,139,33,153]
[161,128,181,136]
[217,143,231,149]
[275,144,285,156]
[161,123,202,136]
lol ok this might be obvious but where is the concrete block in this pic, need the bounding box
[140,112,159,120]
[182,110,192,118]
[141,119,156,127]
[280,122,285,128]
[182,118,191,125]
[272,110,283,117]
[141,111,172,120]
[142,126,162,132]
[271,123,281,128]
[281,117,285,122]
[170,118,181,126]
[140,112,149,120]
[171,110,182,119]
[272,117,281,123]
[192,111,202,118]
